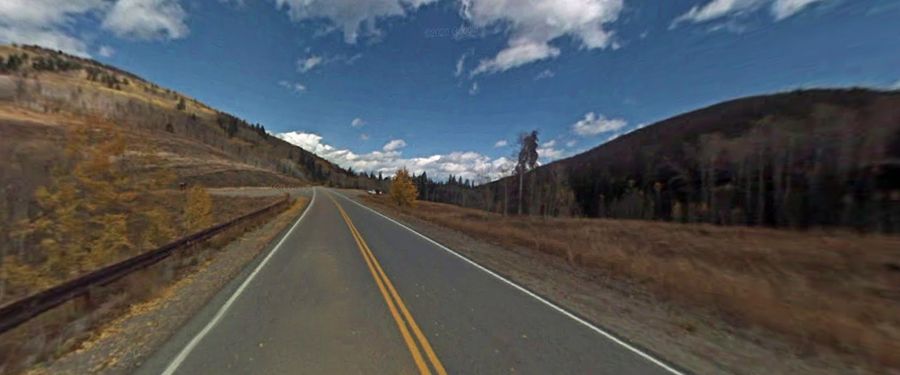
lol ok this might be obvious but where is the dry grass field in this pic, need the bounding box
[363,194,900,370]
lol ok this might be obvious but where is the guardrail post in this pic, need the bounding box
[178,239,195,269]
[161,258,175,282]
[72,289,93,315]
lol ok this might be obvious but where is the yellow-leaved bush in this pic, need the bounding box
[184,185,213,232]
[390,167,418,207]
[2,123,178,300]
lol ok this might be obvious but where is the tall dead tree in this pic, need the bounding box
[516,131,539,215]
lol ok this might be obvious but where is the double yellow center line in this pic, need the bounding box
[327,193,447,375]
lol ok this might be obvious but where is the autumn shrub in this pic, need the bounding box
[390,167,418,207]
[2,123,176,301]
[184,185,213,232]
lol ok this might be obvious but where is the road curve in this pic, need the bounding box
[136,187,682,375]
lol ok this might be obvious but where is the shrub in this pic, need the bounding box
[390,167,418,207]
[6,124,177,290]
[184,185,213,232]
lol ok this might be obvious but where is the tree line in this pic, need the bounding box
[361,92,900,234]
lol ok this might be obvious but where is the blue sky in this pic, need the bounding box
[2,0,898,181]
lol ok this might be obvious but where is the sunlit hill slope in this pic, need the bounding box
[0,44,352,225]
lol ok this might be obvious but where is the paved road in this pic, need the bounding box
[137,187,682,375]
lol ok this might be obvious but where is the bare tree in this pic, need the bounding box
[496,162,513,216]
[516,131,539,215]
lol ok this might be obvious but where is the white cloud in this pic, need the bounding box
[297,52,361,72]
[98,45,115,57]
[673,0,826,26]
[674,0,764,24]
[537,139,570,162]
[383,139,407,152]
[102,0,188,40]
[565,140,577,148]
[0,0,105,56]
[771,0,826,20]
[0,26,91,57]
[454,52,469,77]
[274,0,437,44]
[494,139,508,148]
[360,133,370,141]
[572,112,627,136]
[472,41,561,76]
[297,55,323,73]
[0,0,103,27]
[469,81,480,95]
[537,146,564,161]
[278,80,307,93]
[276,131,514,181]
[463,0,623,76]
[534,69,555,80]
[537,139,575,164]
[351,117,366,128]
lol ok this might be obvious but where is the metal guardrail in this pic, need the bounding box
[0,195,291,334]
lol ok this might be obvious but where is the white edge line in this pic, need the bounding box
[332,190,685,375]
[161,188,318,375]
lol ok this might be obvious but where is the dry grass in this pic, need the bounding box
[0,107,302,192]
[364,195,900,370]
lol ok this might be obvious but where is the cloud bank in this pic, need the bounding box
[277,131,515,182]
[571,112,627,136]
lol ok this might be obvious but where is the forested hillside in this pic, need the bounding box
[423,89,900,233]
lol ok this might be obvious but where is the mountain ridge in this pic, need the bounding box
[471,88,900,231]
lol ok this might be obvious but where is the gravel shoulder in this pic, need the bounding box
[23,196,310,375]
[341,190,869,375]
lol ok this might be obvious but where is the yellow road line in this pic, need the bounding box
[327,194,431,375]
[327,193,447,375]
[329,196,431,375]
[346,213,449,375]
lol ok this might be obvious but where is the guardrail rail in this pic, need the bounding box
[0,195,291,334]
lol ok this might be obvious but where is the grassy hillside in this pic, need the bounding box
[0,44,355,224]
[0,44,362,302]
[470,89,900,232]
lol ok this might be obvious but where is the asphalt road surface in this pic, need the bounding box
[136,187,682,375]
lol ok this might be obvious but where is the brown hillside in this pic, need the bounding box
[0,44,354,224]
